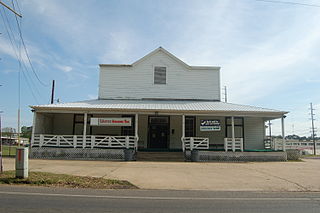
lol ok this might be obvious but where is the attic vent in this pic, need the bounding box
[154,66,166,84]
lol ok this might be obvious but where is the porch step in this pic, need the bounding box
[136,152,185,162]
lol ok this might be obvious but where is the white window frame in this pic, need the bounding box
[153,65,167,85]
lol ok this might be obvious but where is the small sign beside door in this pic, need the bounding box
[90,118,132,126]
[200,119,221,131]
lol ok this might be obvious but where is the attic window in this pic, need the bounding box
[154,66,166,84]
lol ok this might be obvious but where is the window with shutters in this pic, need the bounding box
[154,66,166,84]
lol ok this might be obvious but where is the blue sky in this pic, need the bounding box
[0,0,319,136]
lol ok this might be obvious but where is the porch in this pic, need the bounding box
[30,99,288,161]
[30,113,287,161]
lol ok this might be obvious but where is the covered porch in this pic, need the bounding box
[30,99,288,161]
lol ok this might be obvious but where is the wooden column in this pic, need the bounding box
[281,116,286,151]
[231,116,235,152]
[31,111,36,147]
[181,115,185,151]
[135,113,139,138]
[135,113,139,150]
[83,112,87,148]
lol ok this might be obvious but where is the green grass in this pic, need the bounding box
[0,171,138,189]
[1,146,17,156]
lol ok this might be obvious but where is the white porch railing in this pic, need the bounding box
[273,140,320,151]
[181,137,209,151]
[32,134,139,150]
[224,138,243,152]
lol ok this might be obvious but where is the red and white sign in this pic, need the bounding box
[90,118,132,126]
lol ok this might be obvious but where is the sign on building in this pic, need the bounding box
[90,118,132,126]
[200,119,221,131]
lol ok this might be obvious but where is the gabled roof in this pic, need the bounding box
[31,99,288,118]
[99,47,220,70]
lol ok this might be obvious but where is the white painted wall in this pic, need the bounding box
[244,117,265,150]
[99,50,220,100]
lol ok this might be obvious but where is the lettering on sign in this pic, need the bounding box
[200,119,221,131]
[90,118,132,126]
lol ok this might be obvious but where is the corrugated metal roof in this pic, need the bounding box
[31,99,287,116]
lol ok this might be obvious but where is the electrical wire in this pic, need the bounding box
[0,8,40,104]
[11,1,49,87]
[255,0,320,8]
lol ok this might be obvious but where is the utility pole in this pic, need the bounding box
[310,103,316,155]
[0,111,3,173]
[51,80,55,104]
[222,86,227,103]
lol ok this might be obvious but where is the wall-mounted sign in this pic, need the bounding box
[200,119,221,131]
[90,118,132,126]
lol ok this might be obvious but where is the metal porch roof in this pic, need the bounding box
[31,99,287,117]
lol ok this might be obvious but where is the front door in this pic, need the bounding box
[148,116,169,149]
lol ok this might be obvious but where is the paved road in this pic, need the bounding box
[0,186,320,213]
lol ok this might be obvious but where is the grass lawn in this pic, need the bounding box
[0,171,138,189]
[1,146,17,156]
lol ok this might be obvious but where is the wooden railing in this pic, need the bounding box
[224,138,243,152]
[181,137,209,151]
[273,140,320,151]
[32,134,138,150]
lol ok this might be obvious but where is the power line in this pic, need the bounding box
[11,1,49,87]
[0,8,41,103]
[255,0,320,8]
[0,0,21,17]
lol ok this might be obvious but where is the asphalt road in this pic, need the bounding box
[0,186,320,213]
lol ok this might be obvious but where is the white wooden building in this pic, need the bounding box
[30,47,288,161]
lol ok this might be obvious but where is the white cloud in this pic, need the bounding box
[56,65,73,73]
[87,94,97,100]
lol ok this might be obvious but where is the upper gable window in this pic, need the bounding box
[154,66,166,85]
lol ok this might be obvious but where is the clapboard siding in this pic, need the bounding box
[99,50,220,100]
[244,117,265,150]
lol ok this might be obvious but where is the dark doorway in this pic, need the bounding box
[148,116,170,149]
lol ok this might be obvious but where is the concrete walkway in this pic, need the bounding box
[3,158,320,191]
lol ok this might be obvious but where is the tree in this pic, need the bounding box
[21,126,32,139]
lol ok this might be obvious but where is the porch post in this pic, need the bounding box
[181,114,185,152]
[31,111,36,147]
[135,113,138,138]
[135,113,139,151]
[83,112,87,148]
[182,115,185,139]
[281,116,286,151]
[231,116,235,152]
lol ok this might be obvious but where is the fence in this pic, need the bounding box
[224,138,244,152]
[181,137,209,151]
[32,134,138,150]
[0,145,18,157]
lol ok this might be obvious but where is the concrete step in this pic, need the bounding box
[136,152,185,162]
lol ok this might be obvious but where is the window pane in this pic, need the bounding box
[150,117,168,124]
[226,117,243,125]
[154,66,166,84]
[185,117,195,137]
[227,126,243,138]
[74,114,84,122]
